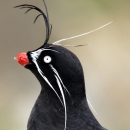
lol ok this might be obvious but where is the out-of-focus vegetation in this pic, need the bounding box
[0,0,130,130]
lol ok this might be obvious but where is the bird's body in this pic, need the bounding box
[27,90,104,130]
[15,1,107,130]
[25,45,106,130]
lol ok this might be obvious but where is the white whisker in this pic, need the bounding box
[52,21,113,45]
[42,48,59,53]
[87,99,98,115]
[53,43,90,47]
[30,49,59,60]
[62,44,89,47]
[30,52,63,106]
[50,64,70,95]
[54,75,67,130]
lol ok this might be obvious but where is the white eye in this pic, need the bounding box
[43,56,52,63]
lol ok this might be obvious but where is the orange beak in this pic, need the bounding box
[14,52,29,66]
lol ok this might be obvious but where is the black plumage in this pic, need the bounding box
[15,1,107,130]
[26,44,106,130]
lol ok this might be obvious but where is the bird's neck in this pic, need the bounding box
[27,87,103,130]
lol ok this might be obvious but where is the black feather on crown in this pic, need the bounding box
[14,0,52,46]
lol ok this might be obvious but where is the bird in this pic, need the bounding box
[14,1,107,130]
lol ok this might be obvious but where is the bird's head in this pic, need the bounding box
[15,43,85,100]
[14,2,86,101]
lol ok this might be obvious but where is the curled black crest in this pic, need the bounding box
[14,0,51,45]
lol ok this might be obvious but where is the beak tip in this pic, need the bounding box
[14,57,17,60]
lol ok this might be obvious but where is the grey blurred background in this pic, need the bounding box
[0,0,130,130]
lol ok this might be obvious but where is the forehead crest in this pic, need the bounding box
[30,49,43,60]
[30,47,59,61]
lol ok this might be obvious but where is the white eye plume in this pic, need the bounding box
[43,56,52,63]
[30,49,68,130]
[52,21,113,46]
[30,50,63,105]
[50,64,71,130]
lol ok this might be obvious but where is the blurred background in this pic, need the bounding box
[0,0,130,130]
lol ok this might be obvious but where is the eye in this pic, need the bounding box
[43,56,52,63]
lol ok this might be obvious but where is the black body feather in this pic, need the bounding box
[15,1,107,129]
[26,44,107,130]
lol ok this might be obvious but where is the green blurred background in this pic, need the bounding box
[0,0,130,130]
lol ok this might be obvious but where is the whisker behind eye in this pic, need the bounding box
[41,48,60,53]
[52,21,113,45]
[50,64,70,96]
[54,43,90,48]
[54,75,67,130]
[30,55,63,106]
[87,99,98,115]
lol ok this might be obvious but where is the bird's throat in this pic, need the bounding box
[27,88,102,130]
